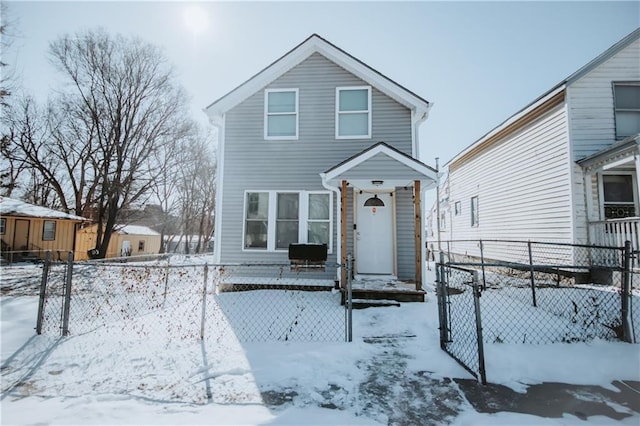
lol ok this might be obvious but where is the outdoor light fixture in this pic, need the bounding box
[364,194,385,207]
[371,180,384,186]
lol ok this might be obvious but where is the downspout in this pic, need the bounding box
[320,173,342,283]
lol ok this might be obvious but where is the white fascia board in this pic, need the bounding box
[206,35,430,118]
[447,85,566,167]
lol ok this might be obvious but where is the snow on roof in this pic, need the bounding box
[0,196,88,221]
[115,225,160,236]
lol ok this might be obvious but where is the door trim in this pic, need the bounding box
[353,190,397,276]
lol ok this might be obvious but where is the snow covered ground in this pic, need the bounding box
[1,263,639,425]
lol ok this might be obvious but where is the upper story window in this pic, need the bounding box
[43,220,56,241]
[602,174,636,219]
[613,82,640,140]
[265,89,298,140]
[336,86,371,139]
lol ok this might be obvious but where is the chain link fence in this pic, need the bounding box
[437,240,638,384]
[35,254,350,343]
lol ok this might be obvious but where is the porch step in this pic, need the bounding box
[342,288,426,304]
[350,298,401,309]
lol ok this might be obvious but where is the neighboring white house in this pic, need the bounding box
[428,28,640,262]
[206,34,438,289]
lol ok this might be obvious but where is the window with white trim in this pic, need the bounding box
[602,174,636,219]
[613,82,640,140]
[265,89,298,139]
[470,196,479,227]
[43,220,56,241]
[336,86,371,139]
[244,191,332,251]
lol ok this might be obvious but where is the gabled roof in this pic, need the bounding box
[115,225,160,236]
[321,142,438,190]
[577,133,640,171]
[205,34,431,119]
[0,196,88,221]
[448,27,640,169]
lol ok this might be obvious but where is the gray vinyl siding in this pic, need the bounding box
[395,188,415,280]
[219,52,414,269]
[447,104,572,262]
[568,38,640,244]
[339,152,429,181]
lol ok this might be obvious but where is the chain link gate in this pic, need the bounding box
[436,260,487,384]
[36,252,74,336]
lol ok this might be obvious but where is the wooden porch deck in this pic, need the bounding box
[218,275,426,305]
[342,276,426,305]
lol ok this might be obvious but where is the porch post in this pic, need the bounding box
[414,180,422,290]
[341,180,348,289]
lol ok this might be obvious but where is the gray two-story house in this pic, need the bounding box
[206,34,437,291]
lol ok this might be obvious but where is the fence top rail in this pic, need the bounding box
[439,239,626,251]
[77,260,345,269]
[445,261,621,271]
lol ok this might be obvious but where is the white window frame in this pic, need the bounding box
[335,86,372,139]
[242,190,333,253]
[43,220,56,241]
[598,171,638,220]
[264,88,299,140]
[613,81,640,140]
[470,196,479,227]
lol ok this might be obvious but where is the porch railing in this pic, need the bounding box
[588,217,640,252]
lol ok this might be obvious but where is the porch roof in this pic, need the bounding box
[320,142,438,190]
[577,133,640,172]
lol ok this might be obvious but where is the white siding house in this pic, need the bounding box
[430,28,640,262]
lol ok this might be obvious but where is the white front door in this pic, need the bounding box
[356,192,394,275]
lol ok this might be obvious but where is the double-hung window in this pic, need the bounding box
[265,89,298,140]
[244,191,332,251]
[336,86,371,139]
[43,220,56,241]
[613,82,640,140]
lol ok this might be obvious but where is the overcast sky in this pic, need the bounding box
[4,1,640,169]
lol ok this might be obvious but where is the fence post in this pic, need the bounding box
[472,270,487,384]
[527,241,538,308]
[438,251,449,348]
[479,239,487,290]
[36,251,52,334]
[163,255,171,305]
[346,254,353,342]
[622,240,633,343]
[61,251,74,336]
[200,264,209,340]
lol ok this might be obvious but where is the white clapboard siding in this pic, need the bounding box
[447,104,572,263]
[568,37,640,243]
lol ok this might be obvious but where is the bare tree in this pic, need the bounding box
[46,29,193,257]
[172,126,216,254]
